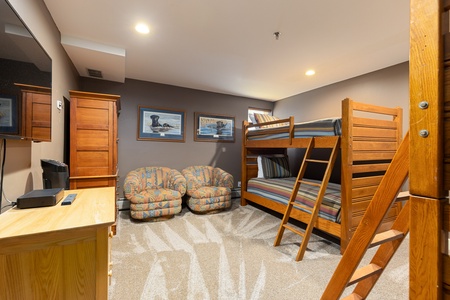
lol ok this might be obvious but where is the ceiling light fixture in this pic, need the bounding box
[305,70,315,76]
[135,23,150,34]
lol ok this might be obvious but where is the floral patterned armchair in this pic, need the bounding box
[181,166,234,213]
[124,166,186,221]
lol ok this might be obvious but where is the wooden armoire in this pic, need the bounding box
[69,90,120,190]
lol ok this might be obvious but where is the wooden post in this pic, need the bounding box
[410,0,446,298]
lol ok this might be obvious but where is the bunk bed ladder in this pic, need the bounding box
[321,132,410,300]
[273,136,340,261]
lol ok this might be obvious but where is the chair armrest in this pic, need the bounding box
[123,170,142,199]
[213,168,234,189]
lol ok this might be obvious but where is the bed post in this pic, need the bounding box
[241,120,249,206]
[409,0,447,297]
[340,98,353,253]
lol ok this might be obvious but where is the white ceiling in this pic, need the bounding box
[43,0,410,101]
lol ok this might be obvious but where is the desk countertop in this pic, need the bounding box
[0,186,115,240]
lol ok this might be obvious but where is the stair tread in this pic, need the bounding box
[305,158,330,164]
[348,263,382,286]
[292,202,312,212]
[283,224,305,237]
[370,229,404,248]
[342,293,363,300]
[298,179,322,187]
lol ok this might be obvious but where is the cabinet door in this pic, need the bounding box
[17,84,52,142]
[71,98,116,176]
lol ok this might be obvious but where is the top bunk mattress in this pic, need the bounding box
[247,118,342,141]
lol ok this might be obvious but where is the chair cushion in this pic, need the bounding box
[131,204,182,220]
[128,188,183,204]
[131,199,182,211]
[190,186,231,199]
[186,195,232,213]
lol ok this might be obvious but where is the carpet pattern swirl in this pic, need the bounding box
[109,200,408,299]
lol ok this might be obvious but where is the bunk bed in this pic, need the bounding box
[241,98,404,253]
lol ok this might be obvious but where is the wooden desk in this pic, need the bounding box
[0,187,116,299]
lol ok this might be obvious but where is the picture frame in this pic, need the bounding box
[137,106,186,142]
[0,93,18,135]
[194,112,235,142]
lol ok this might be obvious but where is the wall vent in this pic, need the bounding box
[87,68,103,78]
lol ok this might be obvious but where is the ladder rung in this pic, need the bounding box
[395,191,410,202]
[342,293,363,300]
[283,224,305,237]
[298,179,321,187]
[305,158,330,164]
[348,263,382,286]
[292,202,312,212]
[369,229,404,248]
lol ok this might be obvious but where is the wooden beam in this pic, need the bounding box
[410,195,445,299]
[410,0,445,198]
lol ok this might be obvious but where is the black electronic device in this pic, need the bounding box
[61,193,77,206]
[41,159,69,189]
[16,188,64,209]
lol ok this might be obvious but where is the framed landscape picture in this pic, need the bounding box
[194,112,235,142]
[137,106,186,142]
[0,94,18,135]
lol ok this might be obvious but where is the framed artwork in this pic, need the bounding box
[137,106,186,142]
[194,112,235,142]
[0,94,18,135]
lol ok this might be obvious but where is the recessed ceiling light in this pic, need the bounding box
[305,70,315,76]
[135,23,150,34]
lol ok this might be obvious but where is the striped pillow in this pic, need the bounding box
[259,155,291,178]
[254,113,288,128]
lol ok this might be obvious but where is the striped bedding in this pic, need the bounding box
[247,118,342,140]
[247,177,341,223]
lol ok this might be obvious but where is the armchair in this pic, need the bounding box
[124,166,186,221]
[182,166,234,213]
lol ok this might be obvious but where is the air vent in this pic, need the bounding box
[87,68,103,78]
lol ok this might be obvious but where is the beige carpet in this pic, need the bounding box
[109,200,408,299]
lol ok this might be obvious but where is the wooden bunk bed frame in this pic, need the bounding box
[241,98,403,253]
[409,0,450,297]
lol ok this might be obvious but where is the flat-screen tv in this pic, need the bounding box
[0,0,52,139]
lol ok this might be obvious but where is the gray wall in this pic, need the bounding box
[274,62,409,133]
[274,62,409,179]
[79,78,273,197]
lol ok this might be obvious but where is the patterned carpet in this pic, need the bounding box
[109,200,409,299]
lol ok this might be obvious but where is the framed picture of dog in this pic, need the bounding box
[194,112,235,142]
[137,106,186,142]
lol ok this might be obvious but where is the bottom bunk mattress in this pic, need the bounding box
[246,177,341,223]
